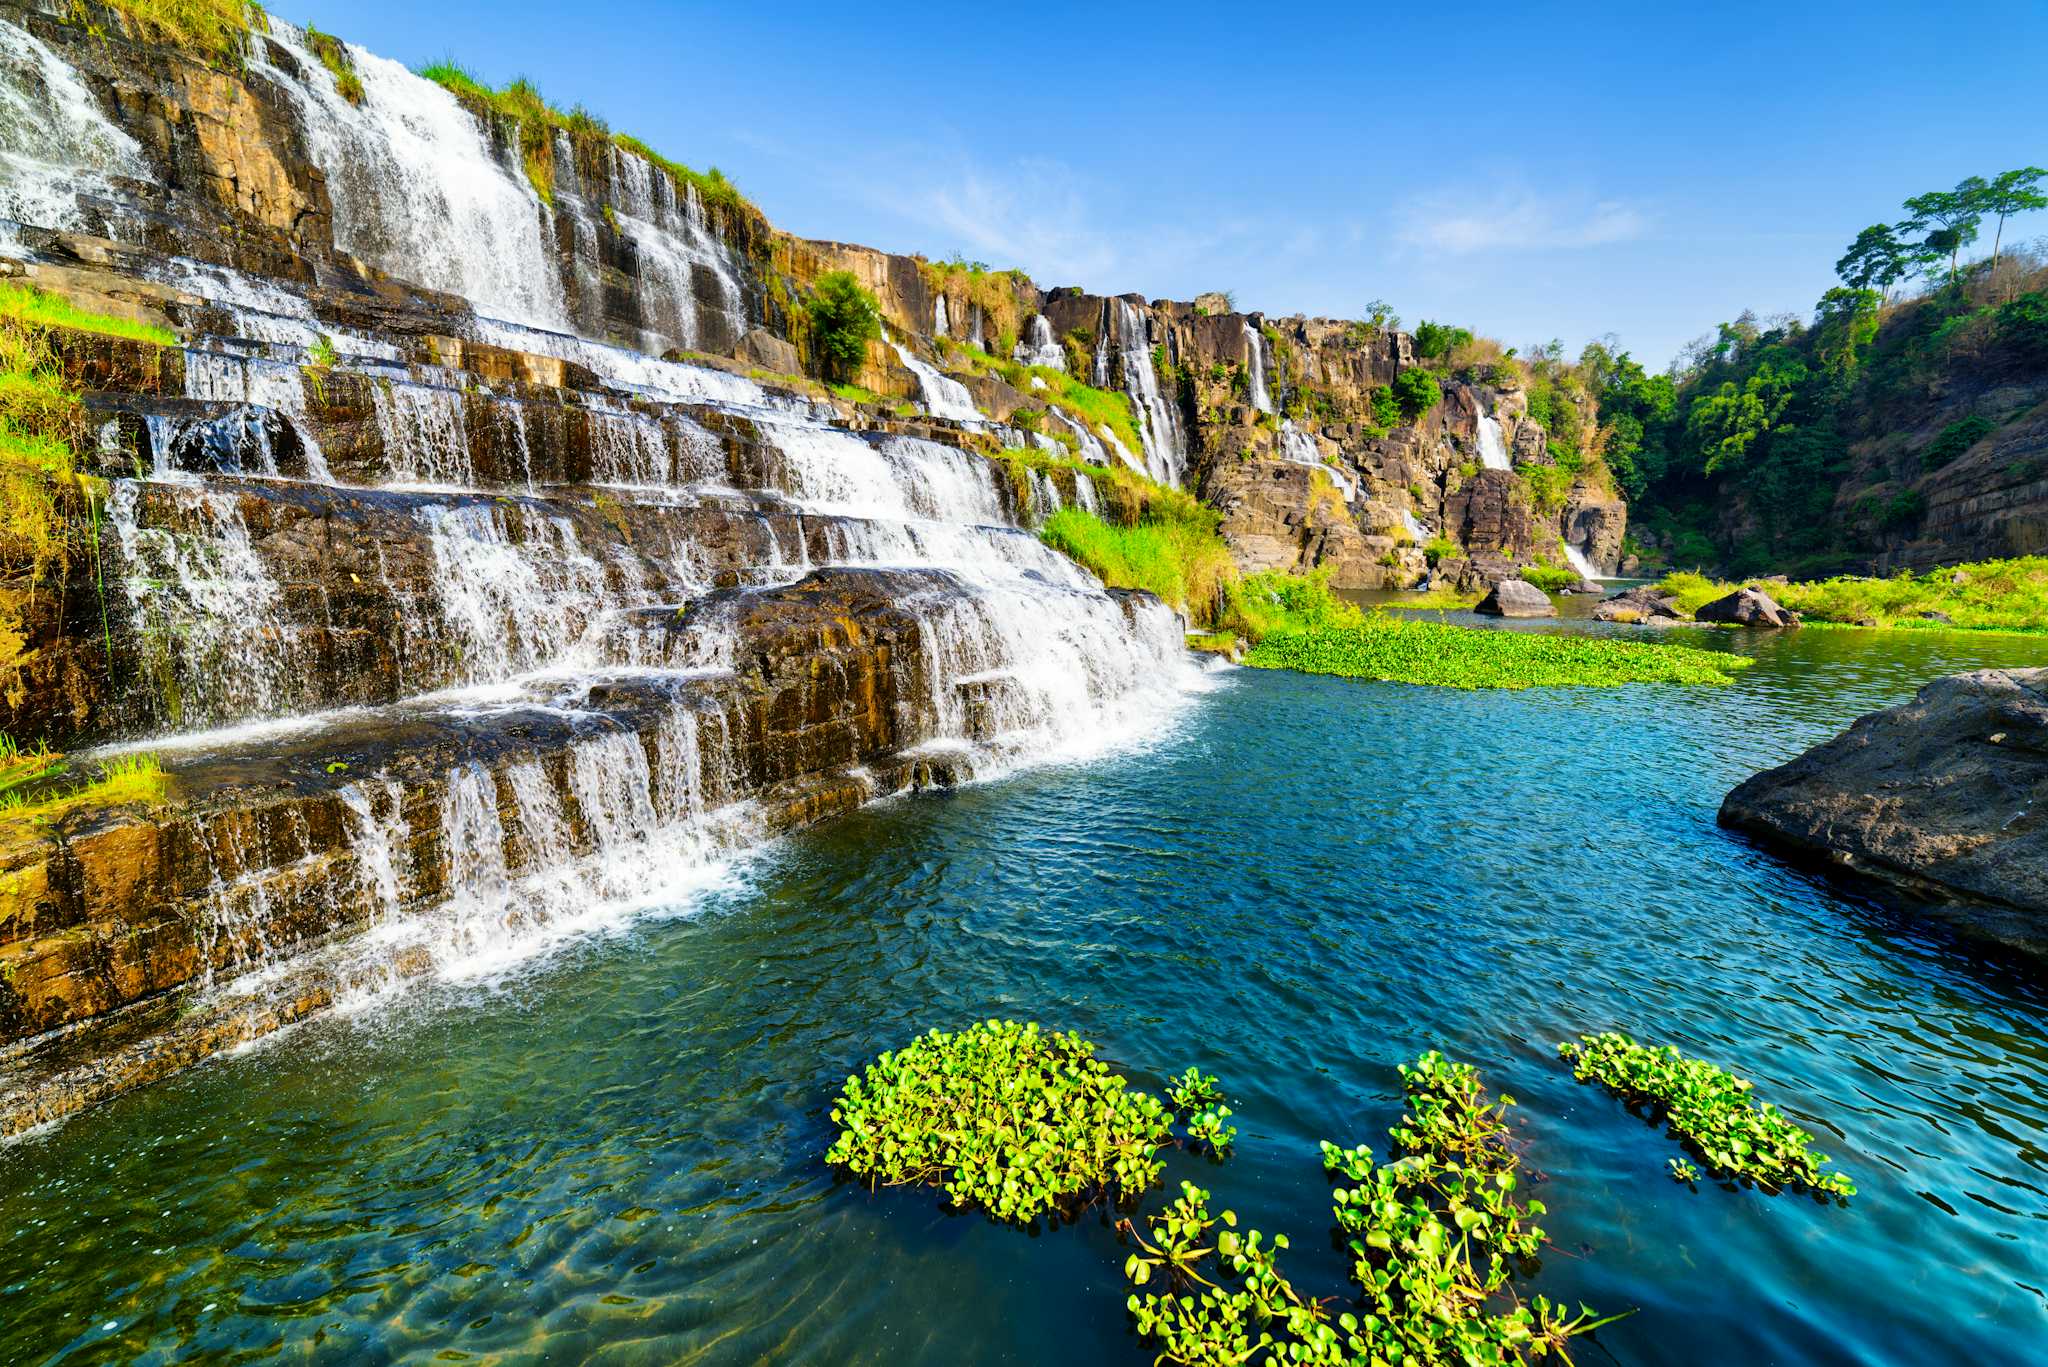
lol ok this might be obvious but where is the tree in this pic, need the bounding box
[1982,166,2047,275]
[1835,223,1909,300]
[1412,320,1473,361]
[1390,367,1442,421]
[807,270,881,383]
[1901,178,1987,283]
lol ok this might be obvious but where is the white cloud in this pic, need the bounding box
[904,158,1123,285]
[1396,187,1650,256]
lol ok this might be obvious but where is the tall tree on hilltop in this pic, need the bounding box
[1983,167,2047,286]
[1901,177,1987,283]
[1835,223,1910,302]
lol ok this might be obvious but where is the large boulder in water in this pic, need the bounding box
[1697,586,1799,628]
[1593,585,1685,625]
[1474,579,1556,618]
[1720,669,2048,951]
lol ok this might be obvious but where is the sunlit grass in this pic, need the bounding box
[1658,558,2048,632]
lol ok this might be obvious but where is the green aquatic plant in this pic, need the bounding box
[1668,1158,1701,1184]
[1558,1032,1855,1200]
[1168,1067,1235,1153]
[1124,1050,1619,1366]
[1242,615,1754,689]
[825,1020,1174,1223]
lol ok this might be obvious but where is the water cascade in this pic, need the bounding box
[1245,322,1273,413]
[1093,299,1187,486]
[889,338,983,423]
[1012,314,1065,370]
[1476,411,1513,471]
[1563,541,1606,581]
[1279,419,1357,500]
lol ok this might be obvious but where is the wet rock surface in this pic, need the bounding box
[1720,669,2048,952]
[1697,586,1800,628]
[1593,585,1687,624]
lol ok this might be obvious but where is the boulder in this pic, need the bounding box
[1474,579,1556,618]
[738,327,802,376]
[1592,585,1685,624]
[1695,586,1799,628]
[1720,669,2048,953]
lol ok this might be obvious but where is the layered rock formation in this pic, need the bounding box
[1720,669,2048,955]
[0,1,1204,1132]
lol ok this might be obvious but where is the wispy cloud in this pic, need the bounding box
[1395,187,1650,256]
[902,158,1123,285]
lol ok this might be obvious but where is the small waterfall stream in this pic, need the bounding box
[1476,412,1514,471]
[1245,322,1273,414]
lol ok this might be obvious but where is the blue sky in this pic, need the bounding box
[289,0,2048,368]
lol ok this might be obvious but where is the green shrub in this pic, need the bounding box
[1368,385,1402,429]
[1520,562,1577,591]
[1391,368,1442,421]
[1559,1033,1855,1200]
[1658,557,2048,631]
[1919,414,1996,470]
[305,26,364,104]
[1412,320,1474,361]
[1422,534,1461,566]
[1997,291,2048,360]
[808,271,881,384]
[1519,463,1573,515]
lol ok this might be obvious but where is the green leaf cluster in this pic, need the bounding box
[807,271,882,385]
[1558,1032,1855,1200]
[824,1020,1173,1223]
[1123,1051,1618,1366]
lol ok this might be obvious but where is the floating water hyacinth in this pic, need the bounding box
[1559,1032,1856,1200]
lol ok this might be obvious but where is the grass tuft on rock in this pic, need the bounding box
[1559,1032,1855,1200]
[1243,615,1754,689]
[304,25,363,104]
[76,0,262,63]
[0,751,167,828]
[825,1019,1174,1224]
[418,60,752,215]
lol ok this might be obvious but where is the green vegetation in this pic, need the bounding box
[1519,562,1577,592]
[825,1020,1225,1224]
[77,0,261,63]
[1390,367,1442,421]
[0,752,167,826]
[418,61,749,213]
[0,281,175,347]
[1040,503,1234,619]
[1559,1033,1855,1200]
[1,281,174,691]
[1243,616,1754,689]
[1412,319,1475,361]
[1618,167,2047,573]
[806,272,881,385]
[1124,1051,1618,1366]
[305,26,362,104]
[941,340,1145,457]
[1657,557,2048,631]
[1919,413,1995,470]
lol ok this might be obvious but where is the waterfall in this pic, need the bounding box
[1563,542,1606,581]
[1401,508,1427,542]
[249,23,570,332]
[1012,314,1065,370]
[1096,299,1186,486]
[1279,419,1356,500]
[933,294,950,338]
[0,16,1222,1067]
[183,349,337,483]
[1245,323,1273,414]
[1476,412,1513,471]
[0,18,145,235]
[889,339,982,423]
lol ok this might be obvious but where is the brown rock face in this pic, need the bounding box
[1592,586,1684,624]
[1720,669,2048,954]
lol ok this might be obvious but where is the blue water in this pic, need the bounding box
[3,623,2046,1365]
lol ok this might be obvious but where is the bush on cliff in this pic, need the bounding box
[1392,367,1442,421]
[808,272,882,385]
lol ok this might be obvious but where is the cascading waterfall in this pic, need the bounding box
[0,17,145,235]
[1094,299,1186,486]
[250,23,571,332]
[1279,419,1356,500]
[933,294,951,338]
[0,18,1217,1066]
[1245,322,1273,414]
[1401,508,1428,542]
[889,338,983,423]
[1563,542,1605,581]
[1012,314,1065,370]
[1476,412,1513,471]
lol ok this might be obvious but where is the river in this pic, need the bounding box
[2,620,2044,1366]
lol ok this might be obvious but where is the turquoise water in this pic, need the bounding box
[3,623,2046,1365]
